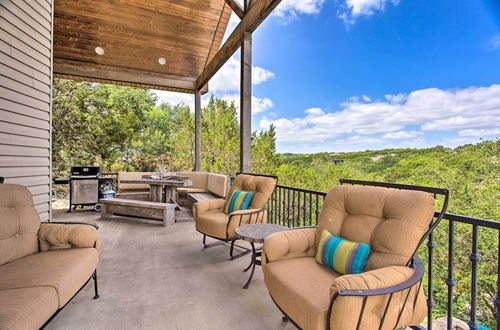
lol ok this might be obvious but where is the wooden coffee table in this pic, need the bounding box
[235,223,287,289]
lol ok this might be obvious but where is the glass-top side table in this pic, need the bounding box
[235,223,287,289]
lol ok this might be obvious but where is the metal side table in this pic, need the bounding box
[235,223,287,289]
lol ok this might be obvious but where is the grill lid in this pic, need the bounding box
[70,166,101,177]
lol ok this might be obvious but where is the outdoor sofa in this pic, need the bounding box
[117,171,229,204]
[0,184,100,330]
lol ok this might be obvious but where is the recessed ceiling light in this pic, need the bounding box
[95,47,104,55]
[158,57,166,65]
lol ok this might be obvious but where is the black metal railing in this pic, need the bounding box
[267,184,327,227]
[265,184,499,330]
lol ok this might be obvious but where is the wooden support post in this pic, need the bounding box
[194,90,202,171]
[240,0,253,173]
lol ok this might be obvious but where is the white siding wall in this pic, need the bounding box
[0,0,52,221]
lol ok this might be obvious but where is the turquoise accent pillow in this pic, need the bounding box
[315,230,370,275]
[224,190,253,214]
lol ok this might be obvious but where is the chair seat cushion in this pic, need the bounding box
[0,287,58,330]
[0,248,98,308]
[263,257,340,330]
[195,212,230,240]
[177,187,209,194]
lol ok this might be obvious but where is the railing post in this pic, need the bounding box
[445,220,456,330]
[496,231,500,328]
[468,225,480,330]
[427,231,436,330]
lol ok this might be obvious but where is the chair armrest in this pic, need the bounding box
[262,227,317,266]
[39,222,101,254]
[226,208,267,239]
[327,256,426,329]
[193,199,226,217]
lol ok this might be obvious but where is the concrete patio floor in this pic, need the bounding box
[46,209,294,330]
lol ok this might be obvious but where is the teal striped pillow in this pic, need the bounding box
[224,190,253,214]
[315,230,370,275]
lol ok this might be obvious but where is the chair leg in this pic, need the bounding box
[93,270,99,299]
[230,240,235,258]
[282,316,289,323]
[203,234,206,247]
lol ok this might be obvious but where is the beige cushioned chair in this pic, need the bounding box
[0,184,101,330]
[262,180,448,330]
[194,173,277,258]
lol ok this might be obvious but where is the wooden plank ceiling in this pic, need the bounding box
[53,0,232,93]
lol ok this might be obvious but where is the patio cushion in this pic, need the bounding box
[224,190,253,214]
[224,174,276,211]
[39,223,101,254]
[0,287,58,330]
[263,257,339,330]
[206,173,228,197]
[177,171,208,189]
[177,187,209,194]
[315,230,370,275]
[195,212,228,239]
[118,172,155,191]
[0,248,98,308]
[0,184,41,266]
[316,185,435,271]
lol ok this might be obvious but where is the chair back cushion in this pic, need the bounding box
[316,185,435,271]
[118,172,155,191]
[177,172,209,189]
[206,173,228,197]
[224,190,253,214]
[225,174,276,210]
[0,184,41,266]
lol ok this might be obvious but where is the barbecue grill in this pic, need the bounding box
[53,166,115,212]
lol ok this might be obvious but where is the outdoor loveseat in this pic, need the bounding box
[0,184,100,330]
[262,180,448,330]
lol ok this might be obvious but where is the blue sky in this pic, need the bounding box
[156,0,500,153]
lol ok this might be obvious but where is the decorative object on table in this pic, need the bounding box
[261,179,449,330]
[315,229,370,275]
[193,172,277,259]
[235,223,287,289]
[224,190,253,214]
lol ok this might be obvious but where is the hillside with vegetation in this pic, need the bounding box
[52,80,499,327]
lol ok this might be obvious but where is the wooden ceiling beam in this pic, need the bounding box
[54,60,211,94]
[196,0,282,89]
[225,0,244,19]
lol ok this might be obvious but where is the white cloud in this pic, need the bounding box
[155,91,193,106]
[260,84,500,145]
[338,0,399,24]
[381,131,422,139]
[458,128,500,138]
[209,56,275,93]
[219,93,274,114]
[274,0,325,21]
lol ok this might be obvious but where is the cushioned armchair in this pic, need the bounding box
[0,184,101,330]
[262,180,448,330]
[194,173,277,258]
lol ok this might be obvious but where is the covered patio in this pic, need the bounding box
[1,0,499,329]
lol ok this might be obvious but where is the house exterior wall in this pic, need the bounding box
[0,0,53,221]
